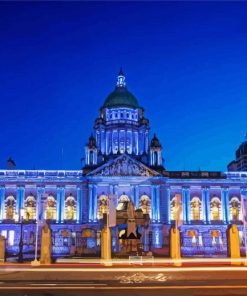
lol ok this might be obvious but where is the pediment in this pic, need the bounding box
[87,154,160,177]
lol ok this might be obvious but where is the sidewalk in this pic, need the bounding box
[1,257,247,267]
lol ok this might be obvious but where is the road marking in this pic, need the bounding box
[0,285,247,290]
[29,283,107,286]
[1,266,247,272]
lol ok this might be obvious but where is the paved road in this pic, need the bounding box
[0,266,247,295]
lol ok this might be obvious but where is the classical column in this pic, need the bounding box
[241,188,247,223]
[0,186,5,221]
[130,185,134,205]
[186,188,190,223]
[60,187,65,223]
[134,185,139,209]
[101,129,105,154]
[117,129,120,153]
[182,187,187,224]
[155,185,160,223]
[202,187,207,223]
[129,130,132,154]
[37,186,45,221]
[114,185,119,209]
[136,132,139,155]
[76,187,82,223]
[17,186,25,221]
[145,131,149,154]
[151,185,156,222]
[165,187,171,224]
[56,187,61,223]
[93,185,98,222]
[88,184,93,222]
[221,187,229,223]
[202,187,210,224]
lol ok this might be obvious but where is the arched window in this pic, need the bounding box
[65,194,76,220]
[97,194,108,219]
[170,195,182,221]
[154,151,158,166]
[116,193,129,211]
[89,151,94,164]
[24,195,36,221]
[188,230,197,247]
[190,197,202,220]
[45,195,56,220]
[5,195,16,220]
[230,197,241,221]
[210,197,221,221]
[139,194,151,215]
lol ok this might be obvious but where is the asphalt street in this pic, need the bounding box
[0,266,247,295]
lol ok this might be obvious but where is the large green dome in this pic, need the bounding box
[103,69,139,109]
[103,86,139,109]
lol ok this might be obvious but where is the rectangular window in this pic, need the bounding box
[1,230,7,238]
[8,230,15,246]
[199,235,203,247]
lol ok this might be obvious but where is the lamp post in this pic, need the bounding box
[18,208,25,263]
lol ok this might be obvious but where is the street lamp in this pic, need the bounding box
[18,207,25,263]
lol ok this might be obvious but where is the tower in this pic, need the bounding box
[150,134,163,167]
[94,69,150,159]
[228,133,247,171]
[85,134,97,166]
[83,69,165,173]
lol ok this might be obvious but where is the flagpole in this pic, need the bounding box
[106,196,109,260]
[34,201,39,261]
[241,194,247,265]
[243,196,247,261]
[175,212,178,258]
[31,193,42,266]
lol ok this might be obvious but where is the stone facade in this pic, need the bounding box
[0,71,246,260]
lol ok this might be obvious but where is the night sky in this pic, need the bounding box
[0,2,247,171]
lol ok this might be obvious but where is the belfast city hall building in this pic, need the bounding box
[0,70,247,260]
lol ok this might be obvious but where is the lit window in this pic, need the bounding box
[192,235,197,246]
[25,195,36,220]
[139,194,151,216]
[1,230,7,239]
[65,195,76,220]
[219,236,223,247]
[8,230,15,246]
[199,235,203,247]
[210,197,221,220]
[45,195,56,220]
[190,197,202,220]
[230,197,241,221]
[97,194,108,219]
[5,195,16,220]
[117,194,129,211]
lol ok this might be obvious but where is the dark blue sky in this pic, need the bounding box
[0,2,247,171]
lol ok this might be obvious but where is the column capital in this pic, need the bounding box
[17,185,25,189]
[182,186,190,193]
[221,186,229,192]
[240,187,247,193]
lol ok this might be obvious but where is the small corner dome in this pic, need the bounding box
[102,69,140,109]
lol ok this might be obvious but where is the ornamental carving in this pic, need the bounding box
[89,155,157,177]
